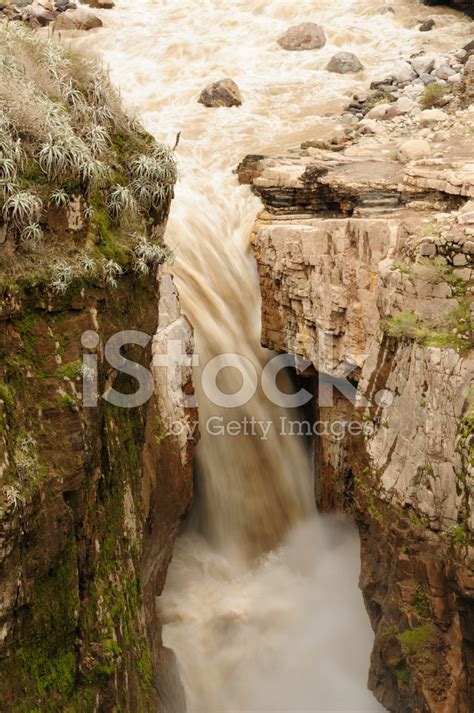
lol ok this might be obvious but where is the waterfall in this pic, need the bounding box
[72,0,469,709]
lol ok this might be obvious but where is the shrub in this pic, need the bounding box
[421,83,447,109]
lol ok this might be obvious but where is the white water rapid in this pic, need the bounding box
[73,1,471,710]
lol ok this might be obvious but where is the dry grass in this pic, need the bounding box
[0,24,176,287]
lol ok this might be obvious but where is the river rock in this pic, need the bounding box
[419,18,435,32]
[411,55,436,76]
[393,96,416,114]
[420,108,449,125]
[326,52,363,74]
[198,78,242,108]
[277,23,326,51]
[398,139,432,162]
[53,7,102,29]
[366,102,391,120]
[434,65,456,80]
[28,4,57,23]
[391,60,416,83]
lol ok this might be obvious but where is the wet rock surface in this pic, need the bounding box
[326,51,364,74]
[277,22,326,51]
[198,78,242,107]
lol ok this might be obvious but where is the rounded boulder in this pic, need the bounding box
[198,79,242,108]
[277,23,326,51]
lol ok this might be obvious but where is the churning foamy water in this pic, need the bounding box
[72,1,471,710]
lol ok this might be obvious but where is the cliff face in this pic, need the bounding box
[0,27,196,712]
[0,269,195,712]
[240,59,474,713]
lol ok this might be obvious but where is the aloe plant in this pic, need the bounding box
[49,188,70,210]
[86,124,109,157]
[3,191,42,229]
[38,135,70,180]
[0,157,16,182]
[101,258,123,289]
[21,223,43,246]
[107,185,137,220]
[50,260,73,294]
[3,485,24,511]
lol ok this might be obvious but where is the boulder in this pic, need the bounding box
[411,55,436,76]
[28,5,57,24]
[53,7,102,29]
[393,96,416,114]
[391,60,416,83]
[326,52,364,74]
[366,102,391,120]
[277,23,326,51]
[198,79,242,108]
[420,108,449,125]
[434,65,455,80]
[398,139,432,162]
[419,18,435,32]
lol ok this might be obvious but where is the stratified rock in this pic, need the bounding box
[419,18,435,31]
[198,78,242,107]
[420,108,449,125]
[53,7,102,29]
[398,139,432,162]
[238,126,474,713]
[277,22,326,51]
[326,52,364,74]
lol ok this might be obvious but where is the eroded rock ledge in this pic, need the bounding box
[239,76,474,713]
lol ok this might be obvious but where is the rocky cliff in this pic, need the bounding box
[0,27,196,712]
[423,1,474,20]
[240,44,474,713]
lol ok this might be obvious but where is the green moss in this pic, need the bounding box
[389,656,409,684]
[369,500,382,522]
[0,379,16,408]
[154,415,169,447]
[0,539,80,710]
[56,393,78,410]
[365,91,395,109]
[390,260,410,274]
[415,586,430,618]
[55,360,83,380]
[383,306,472,354]
[399,624,435,656]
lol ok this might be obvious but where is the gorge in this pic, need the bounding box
[0,1,473,712]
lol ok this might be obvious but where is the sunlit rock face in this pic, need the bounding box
[240,87,474,711]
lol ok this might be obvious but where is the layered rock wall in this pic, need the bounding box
[240,87,474,713]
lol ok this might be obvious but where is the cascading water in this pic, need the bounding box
[73,1,470,709]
